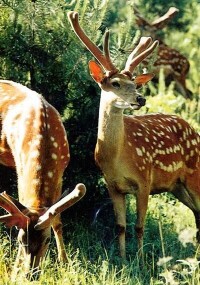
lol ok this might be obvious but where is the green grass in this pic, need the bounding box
[0,194,200,284]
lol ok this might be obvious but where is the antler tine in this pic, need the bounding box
[0,192,21,215]
[123,37,159,75]
[68,11,118,73]
[34,183,86,230]
[125,37,153,67]
[103,30,117,74]
[151,7,179,29]
[0,192,29,229]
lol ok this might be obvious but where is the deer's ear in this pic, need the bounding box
[89,61,105,83]
[134,73,155,85]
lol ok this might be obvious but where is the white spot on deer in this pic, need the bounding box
[186,140,191,148]
[177,123,182,130]
[192,139,197,146]
[183,132,187,140]
[128,142,132,146]
[137,133,142,136]
[48,171,53,178]
[136,148,143,157]
[36,134,43,140]
[190,150,194,157]
[31,150,40,158]
[52,153,57,160]
[139,166,145,171]
[53,142,58,148]
[50,136,55,142]
[173,161,183,171]
[145,137,149,142]
[36,164,42,171]
[172,125,177,133]
[173,145,177,153]
[61,154,69,160]
[44,191,49,198]
[166,127,172,132]
[44,186,49,193]
[167,164,173,172]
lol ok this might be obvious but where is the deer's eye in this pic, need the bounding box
[111,81,121,89]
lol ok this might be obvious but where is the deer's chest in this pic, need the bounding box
[101,162,140,195]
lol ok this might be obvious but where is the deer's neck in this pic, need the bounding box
[96,91,124,163]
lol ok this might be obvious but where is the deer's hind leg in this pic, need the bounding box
[172,177,200,245]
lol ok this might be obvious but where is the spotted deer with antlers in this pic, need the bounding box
[134,6,192,99]
[0,80,86,277]
[68,11,200,260]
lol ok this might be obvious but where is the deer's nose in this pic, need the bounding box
[136,95,146,106]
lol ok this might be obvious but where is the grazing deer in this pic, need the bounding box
[0,80,86,277]
[68,11,200,260]
[134,6,192,98]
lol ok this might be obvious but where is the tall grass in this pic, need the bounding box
[0,193,199,284]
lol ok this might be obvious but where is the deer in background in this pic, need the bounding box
[68,11,200,260]
[0,80,86,278]
[134,6,192,99]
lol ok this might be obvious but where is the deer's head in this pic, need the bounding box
[0,184,86,275]
[68,11,158,110]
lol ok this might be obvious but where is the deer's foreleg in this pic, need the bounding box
[52,214,67,262]
[109,189,126,259]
